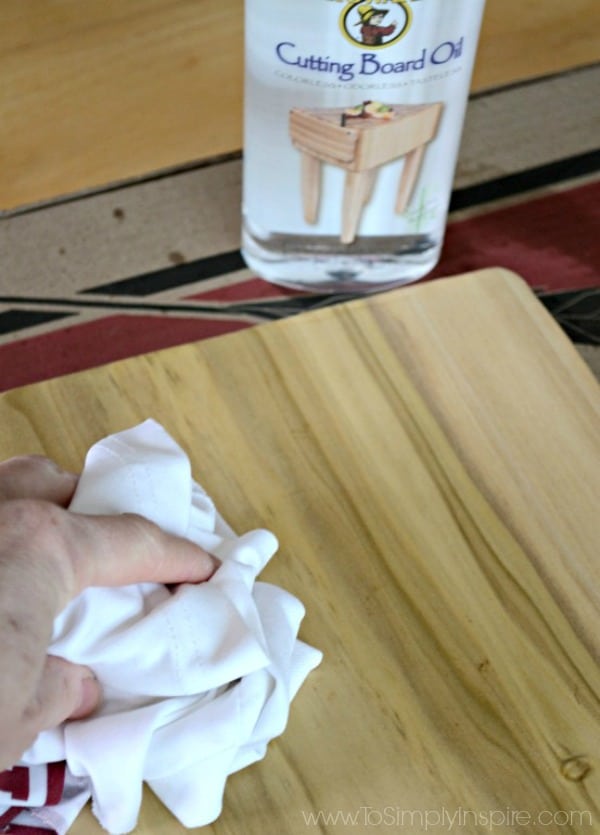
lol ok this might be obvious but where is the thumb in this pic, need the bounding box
[27,656,101,732]
[0,658,101,770]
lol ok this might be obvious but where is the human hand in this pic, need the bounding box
[0,454,218,770]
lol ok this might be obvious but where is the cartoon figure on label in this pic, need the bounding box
[356,4,397,46]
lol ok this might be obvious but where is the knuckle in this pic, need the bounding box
[0,456,76,503]
[0,498,76,601]
[0,454,56,480]
[1,453,47,467]
[0,497,66,540]
[0,500,73,587]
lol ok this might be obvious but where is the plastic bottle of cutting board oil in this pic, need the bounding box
[242,0,486,292]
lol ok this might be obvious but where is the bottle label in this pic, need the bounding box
[244,0,485,245]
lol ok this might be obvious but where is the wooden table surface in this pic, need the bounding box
[0,268,598,833]
[2,0,599,210]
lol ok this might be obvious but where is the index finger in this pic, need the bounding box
[1,500,218,608]
[68,511,219,594]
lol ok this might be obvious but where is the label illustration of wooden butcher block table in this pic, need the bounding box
[289,102,443,244]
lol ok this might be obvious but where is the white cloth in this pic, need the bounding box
[8,420,322,833]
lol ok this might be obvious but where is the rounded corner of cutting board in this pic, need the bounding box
[430,267,537,305]
[458,266,529,290]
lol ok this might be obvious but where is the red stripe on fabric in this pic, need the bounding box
[45,762,66,806]
[0,807,21,826]
[432,179,600,291]
[0,180,596,393]
[185,276,305,303]
[0,314,251,392]
[0,767,30,801]
[4,826,57,835]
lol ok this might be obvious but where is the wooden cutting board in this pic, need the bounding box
[0,268,598,833]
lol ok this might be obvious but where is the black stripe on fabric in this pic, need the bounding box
[538,288,600,345]
[0,291,597,345]
[81,250,247,297]
[3,290,599,345]
[77,151,600,300]
[0,309,73,336]
[0,292,356,322]
[449,149,600,213]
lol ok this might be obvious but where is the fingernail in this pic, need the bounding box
[71,675,101,719]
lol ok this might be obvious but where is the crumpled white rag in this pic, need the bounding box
[5,420,322,834]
